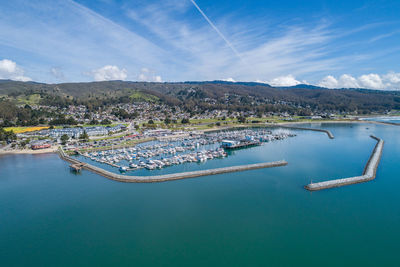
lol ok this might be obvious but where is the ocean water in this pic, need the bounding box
[361,116,400,124]
[1,123,399,266]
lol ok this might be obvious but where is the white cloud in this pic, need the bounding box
[91,65,127,81]
[0,59,31,81]
[358,73,385,89]
[383,72,400,84]
[221,77,236,82]
[318,75,338,88]
[268,75,301,86]
[338,74,360,88]
[318,72,400,90]
[138,68,162,82]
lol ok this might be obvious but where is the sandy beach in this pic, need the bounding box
[0,146,59,155]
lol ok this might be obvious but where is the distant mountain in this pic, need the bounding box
[184,80,273,88]
[0,79,399,112]
[284,84,325,90]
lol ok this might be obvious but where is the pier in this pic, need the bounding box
[59,148,287,183]
[70,163,85,172]
[269,124,335,139]
[305,135,384,191]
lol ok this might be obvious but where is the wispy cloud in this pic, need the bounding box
[0,0,168,81]
[0,0,399,87]
[189,0,242,60]
[369,30,400,43]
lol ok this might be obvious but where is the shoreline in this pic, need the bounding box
[0,146,59,156]
[1,119,398,156]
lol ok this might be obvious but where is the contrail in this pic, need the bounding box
[189,0,242,60]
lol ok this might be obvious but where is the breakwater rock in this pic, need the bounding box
[305,135,384,191]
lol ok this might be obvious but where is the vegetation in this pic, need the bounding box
[0,127,17,142]
[49,115,78,126]
[60,134,69,145]
[3,126,49,134]
[181,118,190,124]
[237,116,247,123]
[1,80,400,130]
[129,91,159,102]
[1,80,399,115]
[79,131,89,142]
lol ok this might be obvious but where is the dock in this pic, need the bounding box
[59,148,288,183]
[70,163,85,172]
[305,135,384,191]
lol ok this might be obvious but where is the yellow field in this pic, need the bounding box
[4,126,49,134]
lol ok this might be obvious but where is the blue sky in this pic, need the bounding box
[0,0,400,89]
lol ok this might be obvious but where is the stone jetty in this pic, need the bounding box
[305,135,384,191]
[270,124,335,139]
[59,148,287,183]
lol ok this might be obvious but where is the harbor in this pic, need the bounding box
[72,128,295,173]
[60,147,288,183]
[57,128,295,182]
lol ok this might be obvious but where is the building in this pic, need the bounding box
[221,140,238,148]
[31,141,51,150]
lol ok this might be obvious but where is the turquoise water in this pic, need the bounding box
[1,123,399,266]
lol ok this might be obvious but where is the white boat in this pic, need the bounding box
[119,166,128,172]
[129,163,138,168]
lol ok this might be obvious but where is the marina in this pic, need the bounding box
[73,128,296,174]
[60,145,288,182]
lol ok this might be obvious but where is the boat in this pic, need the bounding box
[119,166,128,172]
[129,163,138,168]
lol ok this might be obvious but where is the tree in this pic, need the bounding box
[19,140,28,148]
[237,116,246,123]
[181,118,190,124]
[101,119,111,125]
[148,119,154,125]
[0,128,17,142]
[164,117,171,125]
[60,134,69,145]
[80,131,89,142]
[90,119,99,125]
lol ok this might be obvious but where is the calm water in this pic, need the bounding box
[1,123,399,266]
[362,115,400,123]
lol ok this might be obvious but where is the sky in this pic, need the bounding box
[0,0,400,90]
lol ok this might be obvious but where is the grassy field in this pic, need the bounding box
[4,126,49,133]
[16,94,42,105]
[129,91,159,102]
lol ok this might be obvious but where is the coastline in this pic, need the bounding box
[0,146,59,156]
[1,119,398,156]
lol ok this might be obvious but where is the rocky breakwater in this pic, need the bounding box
[305,135,384,191]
